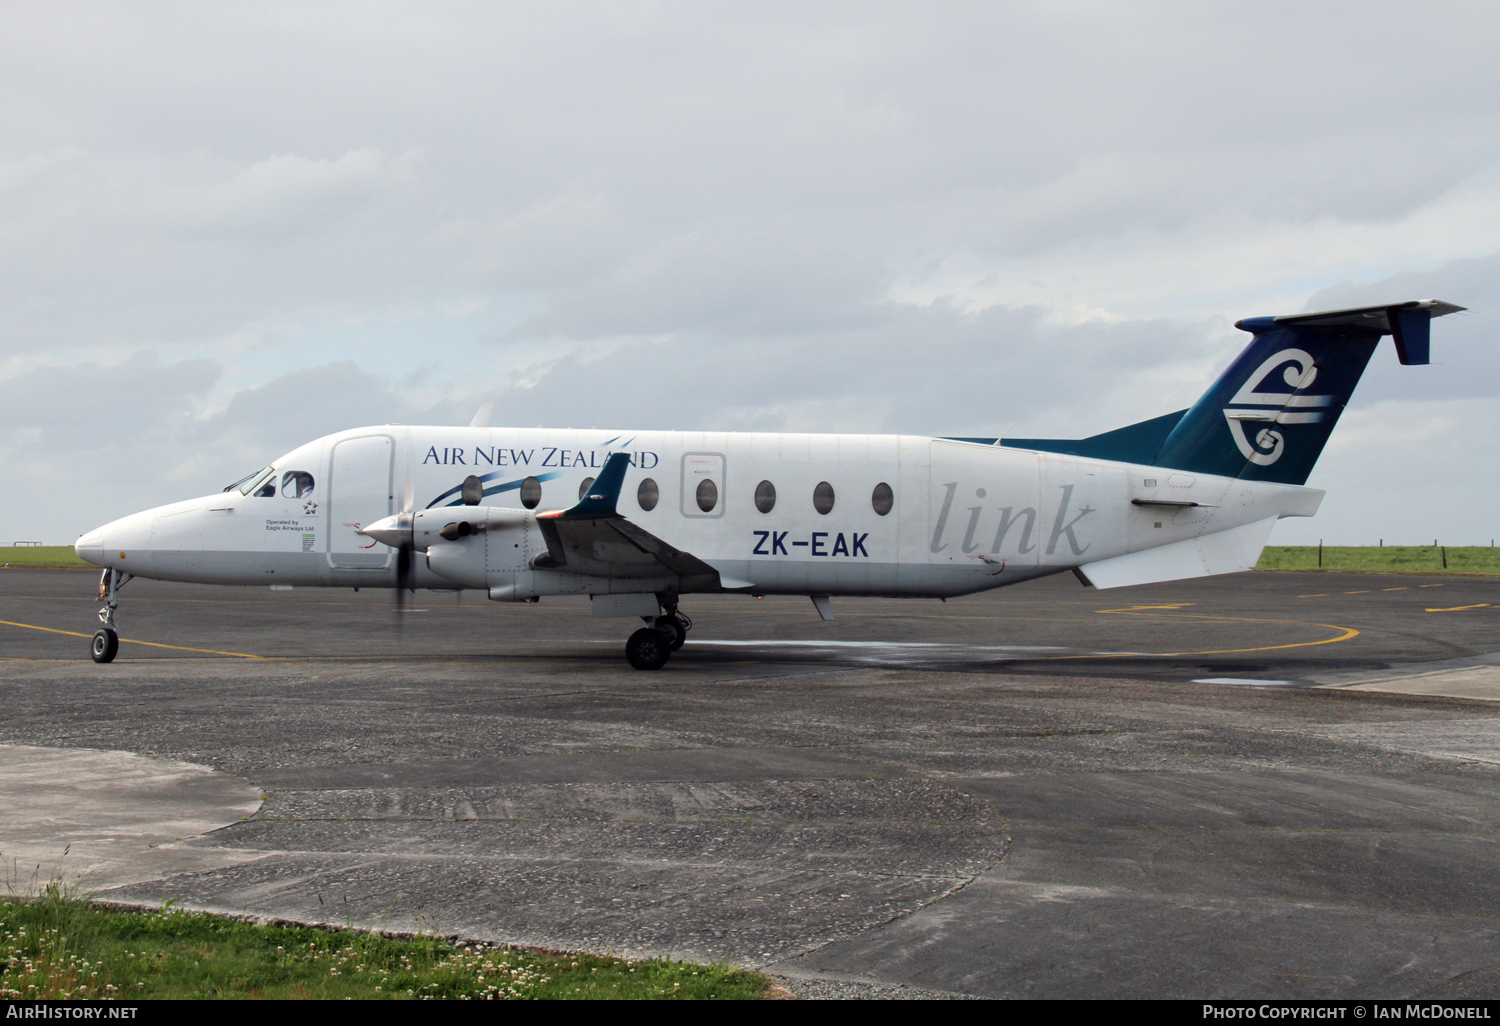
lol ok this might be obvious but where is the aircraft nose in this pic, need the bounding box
[74,510,156,571]
[75,526,106,567]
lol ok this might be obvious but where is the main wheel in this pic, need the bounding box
[91,628,118,664]
[626,627,671,670]
[654,616,685,651]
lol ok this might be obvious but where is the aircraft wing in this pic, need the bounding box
[530,452,726,593]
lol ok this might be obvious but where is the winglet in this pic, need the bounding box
[556,451,631,520]
[468,404,493,428]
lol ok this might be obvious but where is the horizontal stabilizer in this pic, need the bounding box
[1240,299,1465,366]
[1076,516,1278,589]
[1267,298,1464,331]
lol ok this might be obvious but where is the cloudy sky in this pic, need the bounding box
[3,2,1498,546]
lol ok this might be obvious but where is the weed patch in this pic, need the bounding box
[0,891,765,1000]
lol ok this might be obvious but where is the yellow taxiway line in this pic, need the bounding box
[1035,603,1362,660]
[0,619,269,659]
[0,602,1366,664]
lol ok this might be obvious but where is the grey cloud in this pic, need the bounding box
[199,361,406,453]
[0,352,218,446]
[156,149,400,242]
[5,3,1499,358]
[471,302,1217,440]
[1,353,224,540]
[0,358,419,540]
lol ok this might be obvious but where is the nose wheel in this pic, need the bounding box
[90,568,132,664]
[91,629,119,663]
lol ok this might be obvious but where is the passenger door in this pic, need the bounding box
[328,435,394,568]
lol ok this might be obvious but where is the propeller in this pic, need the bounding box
[358,508,414,617]
[392,467,426,619]
[361,473,483,621]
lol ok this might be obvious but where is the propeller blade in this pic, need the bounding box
[397,461,416,618]
[358,513,416,619]
[394,542,413,618]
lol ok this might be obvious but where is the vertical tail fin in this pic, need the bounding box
[1152,300,1464,485]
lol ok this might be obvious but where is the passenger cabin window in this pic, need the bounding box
[871,482,894,516]
[754,480,776,513]
[637,478,659,511]
[680,453,725,518]
[281,471,315,498]
[813,481,835,515]
[696,478,719,513]
[520,476,542,510]
[578,476,596,500]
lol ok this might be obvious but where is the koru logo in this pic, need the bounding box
[1222,348,1333,466]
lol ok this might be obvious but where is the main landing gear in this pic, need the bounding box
[625,606,691,670]
[91,568,132,664]
[653,610,690,651]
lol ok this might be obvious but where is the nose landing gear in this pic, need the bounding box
[91,568,132,664]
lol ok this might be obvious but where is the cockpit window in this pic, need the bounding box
[254,478,277,497]
[281,471,315,498]
[236,467,275,496]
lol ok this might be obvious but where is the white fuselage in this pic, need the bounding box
[75,426,1322,598]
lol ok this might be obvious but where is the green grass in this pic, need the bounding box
[0,891,768,1000]
[1257,545,1500,575]
[1,546,90,568]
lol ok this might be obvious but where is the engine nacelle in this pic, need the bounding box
[362,505,679,600]
[414,507,537,589]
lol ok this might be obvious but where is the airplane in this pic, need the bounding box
[73,298,1464,670]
